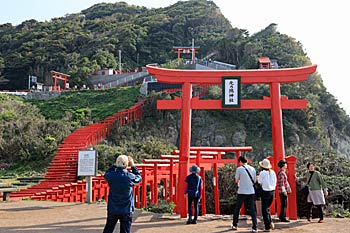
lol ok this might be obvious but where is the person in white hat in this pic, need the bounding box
[258,158,277,232]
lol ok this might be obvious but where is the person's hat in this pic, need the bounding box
[189,165,200,173]
[278,160,287,168]
[116,155,128,168]
[259,158,272,169]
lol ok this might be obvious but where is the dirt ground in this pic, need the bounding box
[1,200,349,233]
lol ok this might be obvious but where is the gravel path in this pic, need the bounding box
[1,200,349,232]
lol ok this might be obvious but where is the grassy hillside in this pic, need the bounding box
[26,85,142,121]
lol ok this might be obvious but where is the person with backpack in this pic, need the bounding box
[185,164,202,224]
[231,155,258,233]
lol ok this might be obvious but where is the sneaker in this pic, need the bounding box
[280,219,290,222]
[191,219,197,224]
[307,217,312,222]
[318,219,324,223]
[186,219,191,224]
[230,224,237,230]
[251,228,258,233]
[270,222,275,229]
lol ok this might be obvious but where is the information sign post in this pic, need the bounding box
[78,150,98,203]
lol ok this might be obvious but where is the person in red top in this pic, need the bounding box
[277,160,292,222]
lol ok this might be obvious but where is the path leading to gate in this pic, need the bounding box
[1,200,349,233]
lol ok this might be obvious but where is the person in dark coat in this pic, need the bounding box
[185,164,202,224]
[103,155,142,233]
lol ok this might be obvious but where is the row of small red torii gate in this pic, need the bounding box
[143,63,317,219]
[133,147,297,218]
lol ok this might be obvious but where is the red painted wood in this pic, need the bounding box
[147,63,317,219]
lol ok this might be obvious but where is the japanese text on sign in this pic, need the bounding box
[78,150,97,176]
[222,76,241,107]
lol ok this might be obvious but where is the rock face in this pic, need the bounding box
[139,108,350,161]
[328,127,350,160]
[25,91,61,100]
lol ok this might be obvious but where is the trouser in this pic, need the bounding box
[261,190,274,230]
[103,212,133,233]
[232,194,257,230]
[307,202,324,220]
[279,192,288,220]
[188,196,200,220]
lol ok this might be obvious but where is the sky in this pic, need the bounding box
[1,0,349,115]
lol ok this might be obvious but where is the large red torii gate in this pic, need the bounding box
[147,64,317,219]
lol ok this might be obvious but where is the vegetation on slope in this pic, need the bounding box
[27,85,142,120]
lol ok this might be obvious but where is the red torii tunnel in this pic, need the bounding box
[133,146,252,215]
[147,64,317,219]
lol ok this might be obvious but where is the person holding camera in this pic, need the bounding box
[103,155,142,233]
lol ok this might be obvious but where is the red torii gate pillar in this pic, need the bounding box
[147,64,317,218]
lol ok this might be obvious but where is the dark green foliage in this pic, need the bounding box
[143,201,175,214]
[94,144,125,172]
[0,1,231,89]
[0,86,142,172]
[0,94,73,171]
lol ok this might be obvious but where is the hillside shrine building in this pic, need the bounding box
[147,64,317,219]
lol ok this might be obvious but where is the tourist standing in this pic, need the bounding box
[277,160,292,222]
[185,164,202,224]
[305,162,328,223]
[258,158,277,232]
[231,155,258,233]
[103,155,142,233]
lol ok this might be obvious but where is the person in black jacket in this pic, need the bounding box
[103,155,142,233]
[184,164,202,224]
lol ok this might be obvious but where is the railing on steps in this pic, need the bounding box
[9,100,144,201]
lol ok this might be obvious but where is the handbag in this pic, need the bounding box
[242,165,262,199]
[254,183,263,198]
[302,172,314,196]
[301,186,309,196]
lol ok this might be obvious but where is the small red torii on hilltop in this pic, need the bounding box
[147,63,317,219]
[51,71,70,91]
[173,46,199,63]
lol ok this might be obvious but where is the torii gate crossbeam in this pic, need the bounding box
[147,64,317,219]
